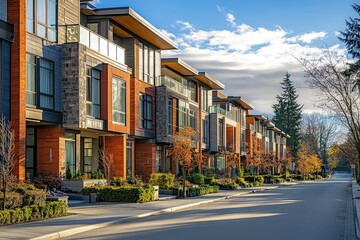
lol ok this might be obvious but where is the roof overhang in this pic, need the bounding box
[262,120,275,127]
[213,96,254,110]
[193,72,224,90]
[80,5,177,50]
[247,115,267,121]
[161,58,198,76]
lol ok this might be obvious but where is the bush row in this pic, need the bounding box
[149,173,175,190]
[81,185,155,203]
[172,185,219,197]
[0,189,46,210]
[0,201,68,225]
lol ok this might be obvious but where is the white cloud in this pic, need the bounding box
[175,21,194,31]
[91,0,101,5]
[162,14,345,114]
[226,13,236,27]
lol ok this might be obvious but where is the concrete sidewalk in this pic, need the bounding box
[352,180,360,239]
[0,183,296,240]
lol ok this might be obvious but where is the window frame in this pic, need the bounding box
[112,76,126,125]
[86,67,101,119]
[26,0,58,42]
[139,93,152,130]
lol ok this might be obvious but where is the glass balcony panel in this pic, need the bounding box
[79,26,89,47]
[99,37,108,56]
[89,32,99,52]
[117,47,125,64]
[108,42,117,60]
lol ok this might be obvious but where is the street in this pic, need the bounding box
[64,173,356,240]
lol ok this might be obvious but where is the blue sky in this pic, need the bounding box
[93,0,355,114]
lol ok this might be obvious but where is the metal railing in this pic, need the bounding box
[209,106,233,120]
[156,75,190,96]
[66,25,126,66]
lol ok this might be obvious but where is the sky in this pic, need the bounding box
[92,0,355,115]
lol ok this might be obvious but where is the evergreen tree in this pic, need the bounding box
[339,3,360,91]
[272,73,303,158]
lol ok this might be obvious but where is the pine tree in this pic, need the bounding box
[272,73,303,158]
[339,3,360,91]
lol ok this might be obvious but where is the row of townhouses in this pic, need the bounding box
[0,0,289,181]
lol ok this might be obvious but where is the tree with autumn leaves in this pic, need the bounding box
[296,142,323,179]
[171,127,197,198]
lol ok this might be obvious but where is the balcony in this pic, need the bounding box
[156,75,190,97]
[247,124,254,131]
[209,106,233,120]
[66,25,125,66]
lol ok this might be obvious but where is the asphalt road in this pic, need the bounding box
[64,173,356,240]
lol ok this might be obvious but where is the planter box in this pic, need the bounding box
[46,196,69,205]
[61,179,107,193]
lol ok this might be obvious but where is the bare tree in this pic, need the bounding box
[299,50,360,180]
[301,114,339,166]
[99,137,114,186]
[0,116,15,210]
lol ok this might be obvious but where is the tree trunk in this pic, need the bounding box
[182,165,186,198]
[2,177,6,210]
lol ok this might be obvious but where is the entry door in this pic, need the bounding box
[26,128,37,178]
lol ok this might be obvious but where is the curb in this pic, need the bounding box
[352,180,360,239]
[31,184,294,240]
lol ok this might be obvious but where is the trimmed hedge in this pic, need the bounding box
[218,182,239,190]
[0,201,68,225]
[187,174,205,185]
[173,185,219,197]
[149,173,175,190]
[0,192,23,210]
[81,184,155,203]
[244,175,264,184]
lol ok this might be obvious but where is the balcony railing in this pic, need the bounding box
[209,106,233,120]
[156,75,190,96]
[247,124,254,131]
[66,25,126,66]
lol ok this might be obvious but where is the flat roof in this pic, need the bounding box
[193,72,225,90]
[161,58,198,76]
[213,96,254,110]
[247,115,267,120]
[81,5,177,50]
[262,120,275,127]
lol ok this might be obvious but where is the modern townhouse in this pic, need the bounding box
[246,114,267,157]
[209,91,253,172]
[7,0,177,181]
[156,58,224,176]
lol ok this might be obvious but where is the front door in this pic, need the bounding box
[25,127,37,178]
[126,141,133,178]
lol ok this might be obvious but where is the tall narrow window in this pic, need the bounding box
[112,77,126,124]
[184,78,197,102]
[202,118,209,144]
[140,93,152,129]
[178,100,188,129]
[26,54,54,110]
[26,54,37,106]
[190,110,196,129]
[26,0,34,33]
[86,68,101,118]
[39,58,54,109]
[138,43,143,80]
[82,138,93,174]
[168,98,173,135]
[149,48,154,84]
[65,133,76,178]
[143,45,149,82]
[201,87,208,111]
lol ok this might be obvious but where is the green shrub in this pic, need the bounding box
[110,177,128,187]
[187,174,205,185]
[244,175,264,184]
[219,182,239,190]
[0,201,67,225]
[149,173,175,190]
[0,192,23,210]
[234,177,245,185]
[65,163,72,180]
[23,206,32,221]
[204,177,215,185]
[173,185,219,197]
[81,185,155,203]
[23,190,46,206]
[91,169,105,179]
[275,178,285,183]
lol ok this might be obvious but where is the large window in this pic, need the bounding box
[138,42,156,84]
[86,68,101,118]
[184,78,197,102]
[26,54,54,110]
[26,0,57,42]
[112,77,126,124]
[189,110,196,129]
[178,100,188,129]
[201,87,208,111]
[65,133,76,178]
[140,93,152,129]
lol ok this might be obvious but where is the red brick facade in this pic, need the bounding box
[8,0,26,180]
[37,127,65,176]
[103,136,126,178]
[134,142,156,180]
